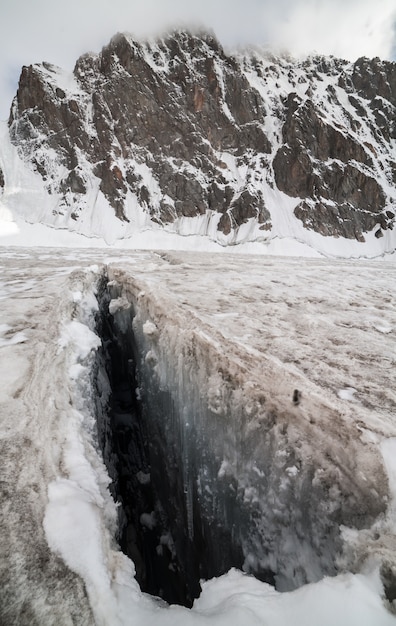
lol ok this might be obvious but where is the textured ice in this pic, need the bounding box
[0,247,395,625]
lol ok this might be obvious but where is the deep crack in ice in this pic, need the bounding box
[94,273,274,606]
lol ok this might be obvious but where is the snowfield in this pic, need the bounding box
[0,246,396,625]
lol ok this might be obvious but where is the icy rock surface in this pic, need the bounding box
[0,247,396,625]
[1,31,396,253]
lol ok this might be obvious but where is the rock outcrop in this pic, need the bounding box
[6,31,396,246]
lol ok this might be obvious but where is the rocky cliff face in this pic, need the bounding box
[6,31,396,247]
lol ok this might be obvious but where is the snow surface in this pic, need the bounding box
[1,198,395,259]
[0,247,396,625]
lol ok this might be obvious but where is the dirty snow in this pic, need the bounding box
[0,247,395,625]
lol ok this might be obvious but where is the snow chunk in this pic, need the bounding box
[142,320,158,336]
[193,567,395,626]
[337,387,358,402]
[286,465,299,477]
[218,460,233,478]
[68,362,85,381]
[371,319,393,334]
[136,471,150,485]
[109,296,131,315]
[140,512,156,530]
[58,320,101,359]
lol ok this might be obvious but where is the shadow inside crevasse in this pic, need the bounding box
[93,276,275,607]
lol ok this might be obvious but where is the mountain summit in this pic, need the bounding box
[2,31,396,253]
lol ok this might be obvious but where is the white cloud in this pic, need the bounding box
[0,0,395,119]
[265,0,396,60]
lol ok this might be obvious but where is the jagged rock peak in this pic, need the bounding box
[73,29,224,79]
[6,30,396,250]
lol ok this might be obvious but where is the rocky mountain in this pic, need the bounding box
[2,30,396,251]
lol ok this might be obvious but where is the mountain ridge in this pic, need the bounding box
[1,30,395,254]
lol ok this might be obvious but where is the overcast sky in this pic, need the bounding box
[1,0,395,120]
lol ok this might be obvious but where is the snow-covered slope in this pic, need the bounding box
[1,31,395,256]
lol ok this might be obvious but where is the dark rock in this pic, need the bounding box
[273,144,314,198]
[218,189,269,235]
[60,168,87,194]
[351,57,396,106]
[380,561,396,608]
[292,389,301,405]
[294,200,373,241]
[273,85,390,238]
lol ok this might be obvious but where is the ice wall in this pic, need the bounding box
[103,263,388,598]
[95,276,201,604]
[2,249,395,624]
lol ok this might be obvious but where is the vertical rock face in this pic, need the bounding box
[6,31,396,245]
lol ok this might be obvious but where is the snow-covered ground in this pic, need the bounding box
[1,246,396,625]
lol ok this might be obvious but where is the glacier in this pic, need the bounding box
[0,246,396,625]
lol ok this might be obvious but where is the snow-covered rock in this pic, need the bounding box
[1,31,395,255]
